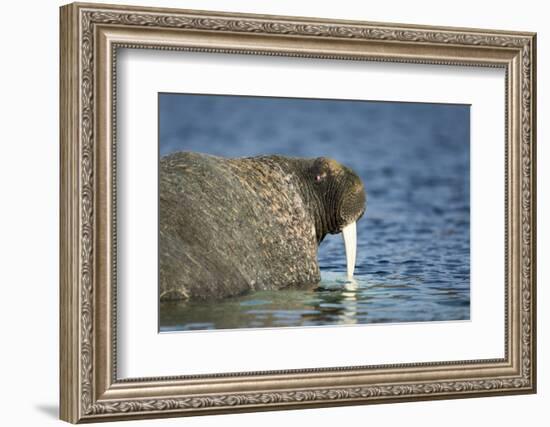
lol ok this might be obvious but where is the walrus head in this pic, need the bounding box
[306,157,366,278]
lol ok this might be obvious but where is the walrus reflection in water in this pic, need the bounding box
[160,152,366,301]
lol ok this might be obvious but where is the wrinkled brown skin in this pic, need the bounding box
[159,152,366,301]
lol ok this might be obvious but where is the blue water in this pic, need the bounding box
[158,93,470,331]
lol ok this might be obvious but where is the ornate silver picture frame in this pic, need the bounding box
[60,2,536,423]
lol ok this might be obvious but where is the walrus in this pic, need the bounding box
[159,151,366,301]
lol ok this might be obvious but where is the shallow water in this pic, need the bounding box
[158,94,470,331]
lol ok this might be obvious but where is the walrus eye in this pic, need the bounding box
[315,172,327,182]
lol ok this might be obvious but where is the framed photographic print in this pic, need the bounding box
[59,2,537,423]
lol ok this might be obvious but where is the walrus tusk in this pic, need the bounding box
[342,221,357,278]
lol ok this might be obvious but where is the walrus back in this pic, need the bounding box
[159,152,320,301]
